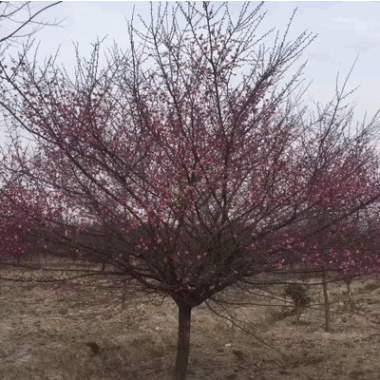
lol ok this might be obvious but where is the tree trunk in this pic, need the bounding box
[322,270,330,332]
[174,303,192,380]
[346,282,355,313]
[121,277,128,311]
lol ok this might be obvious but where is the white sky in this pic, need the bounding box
[2,1,380,125]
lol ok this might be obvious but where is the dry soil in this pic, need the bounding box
[1,261,380,380]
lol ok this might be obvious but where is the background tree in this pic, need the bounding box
[276,91,380,330]
[0,0,63,263]
[1,2,380,380]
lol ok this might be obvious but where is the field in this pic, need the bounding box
[1,260,380,380]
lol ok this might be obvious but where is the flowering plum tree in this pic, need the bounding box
[276,106,380,330]
[0,1,63,259]
[1,2,380,379]
[0,185,31,260]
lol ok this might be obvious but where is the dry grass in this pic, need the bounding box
[1,259,380,379]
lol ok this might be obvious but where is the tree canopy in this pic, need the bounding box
[1,2,380,379]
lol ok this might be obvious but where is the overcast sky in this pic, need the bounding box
[3,1,380,124]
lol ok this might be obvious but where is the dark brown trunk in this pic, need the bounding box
[121,277,128,311]
[174,303,192,380]
[322,270,330,332]
[346,282,354,313]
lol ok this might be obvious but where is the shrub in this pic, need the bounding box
[284,283,311,312]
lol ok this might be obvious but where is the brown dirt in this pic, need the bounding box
[1,261,380,380]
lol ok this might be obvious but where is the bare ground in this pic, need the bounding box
[1,261,380,380]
